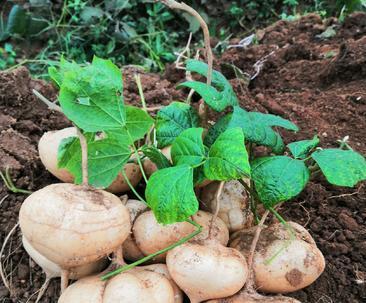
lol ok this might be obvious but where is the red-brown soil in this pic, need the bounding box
[1,13,365,303]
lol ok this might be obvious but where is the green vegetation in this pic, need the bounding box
[1,1,365,76]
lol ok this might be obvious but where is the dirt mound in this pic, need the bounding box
[0,12,365,303]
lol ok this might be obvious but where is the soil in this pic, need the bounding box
[1,12,365,303]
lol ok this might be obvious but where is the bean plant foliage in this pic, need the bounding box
[50,56,366,225]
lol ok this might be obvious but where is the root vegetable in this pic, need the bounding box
[38,128,142,193]
[58,267,175,303]
[200,180,253,232]
[143,146,172,177]
[19,183,131,269]
[206,290,302,302]
[132,210,229,262]
[38,127,77,183]
[166,239,248,303]
[230,221,325,293]
[140,264,184,303]
[23,235,108,302]
[122,199,148,261]
[22,236,107,279]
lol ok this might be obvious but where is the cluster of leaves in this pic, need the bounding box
[50,56,154,188]
[1,0,195,74]
[50,56,366,227]
[5,1,365,76]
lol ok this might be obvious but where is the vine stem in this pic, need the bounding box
[208,181,225,239]
[159,0,213,86]
[134,74,147,112]
[32,89,63,113]
[101,219,202,280]
[245,209,270,290]
[76,127,88,186]
[127,131,149,184]
[121,170,146,204]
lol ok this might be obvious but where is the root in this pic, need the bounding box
[245,210,269,290]
[0,222,19,292]
[60,269,69,293]
[113,247,125,267]
[208,181,225,239]
[35,276,51,303]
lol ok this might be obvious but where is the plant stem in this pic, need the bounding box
[121,170,146,204]
[134,74,147,112]
[239,178,259,224]
[208,181,225,239]
[76,127,88,186]
[160,0,213,85]
[0,168,32,195]
[127,131,149,184]
[101,219,202,280]
[32,89,63,113]
[247,210,269,272]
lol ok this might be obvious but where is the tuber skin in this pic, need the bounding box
[230,221,325,294]
[121,199,148,261]
[200,180,253,232]
[19,183,131,268]
[22,236,107,280]
[139,264,184,303]
[132,210,229,262]
[166,239,248,303]
[58,266,175,303]
[38,127,142,193]
[205,290,302,302]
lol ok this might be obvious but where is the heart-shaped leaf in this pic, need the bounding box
[204,127,250,180]
[146,165,199,224]
[58,134,131,188]
[59,56,126,132]
[311,149,366,187]
[252,156,310,208]
[171,128,206,166]
[106,106,154,144]
[288,135,320,159]
[156,102,200,148]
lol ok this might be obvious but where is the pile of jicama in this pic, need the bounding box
[18,127,326,302]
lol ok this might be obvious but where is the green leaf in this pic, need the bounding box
[311,149,366,187]
[141,145,171,170]
[156,102,200,148]
[106,106,154,144]
[206,106,298,153]
[288,135,320,159]
[49,57,81,88]
[171,128,206,166]
[145,165,199,224]
[252,156,310,208]
[204,128,250,180]
[178,59,238,112]
[59,56,126,132]
[204,113,232,147]
[178,81,224,112]
[6,5,28,35]
[58,135,131,188]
